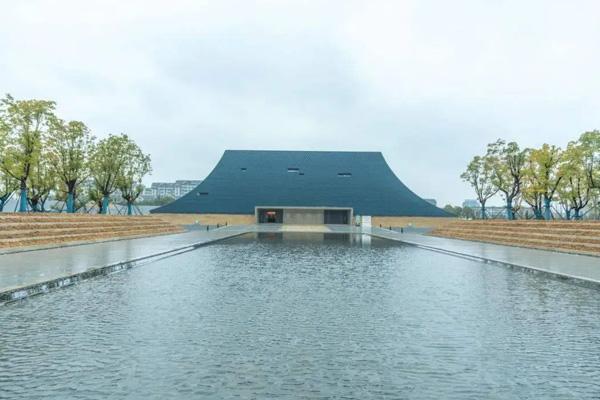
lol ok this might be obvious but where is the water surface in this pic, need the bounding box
[1,232,599,399]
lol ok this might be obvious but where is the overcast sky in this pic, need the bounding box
[1,0,599,206]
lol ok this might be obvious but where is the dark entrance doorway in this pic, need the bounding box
[324,209,350,224]
[258,209,283,223]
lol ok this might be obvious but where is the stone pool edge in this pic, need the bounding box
[0,231,248,306]
[368,230,600,290]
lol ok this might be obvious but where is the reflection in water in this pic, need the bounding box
[252,232,381,247]
[1,233,600,399]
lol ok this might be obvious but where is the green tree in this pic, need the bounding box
[136,195,175,206]
[89,134,132,214]
[522,144,563,220]
[0,170,17,212]
[47,119,94,213]
[116,140,152,215]
[443,204,460,217]
[462,206,476,219]
[521,156,544,219]
[557,196,574,220]
[558,143,592,220]
[442,204,474,219]
[85,185,105,214]
[27,150,57,212]
[487,139,528,220]
[461,155,498,219]
[578,130,600,189]
[0,118,17,211]
[0,95,56,212]
[0,108,6,157]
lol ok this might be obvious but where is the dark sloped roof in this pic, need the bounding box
[151,150,450,217]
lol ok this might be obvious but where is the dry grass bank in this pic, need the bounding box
[372,216,458,229]
[0,213,183,250]
[152,213,255,226]
[430,220,600,257]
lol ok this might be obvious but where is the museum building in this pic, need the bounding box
[150,150,450,224]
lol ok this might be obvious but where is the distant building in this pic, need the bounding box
[424,198,437,206]
[462,199,479,209]
[142,180,202,200]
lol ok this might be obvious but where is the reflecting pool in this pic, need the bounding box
[1,233,600,399]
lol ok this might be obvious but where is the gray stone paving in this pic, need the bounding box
[0,226,249,293]
[1,223,599,303]
[369,227,600,285]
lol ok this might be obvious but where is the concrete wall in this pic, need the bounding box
[152,213,254,226]
[283,209,324,225]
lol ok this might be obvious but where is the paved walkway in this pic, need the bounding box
[2,224,599,304]
[0,226,249,295]
[369,227,600,286]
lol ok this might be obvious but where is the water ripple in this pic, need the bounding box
[1,233,599,399]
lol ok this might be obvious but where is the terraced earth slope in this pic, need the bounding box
[430,220,600,257]
[0,213,184,250]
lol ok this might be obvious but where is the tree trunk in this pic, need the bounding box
[480,204,486,220]
[565,209,571,220]
[29,199,39,212]
[66,191,75,213]
[19,180,28,212]
[101,195,110,215]
[543,197,552,220]
[506,198,513,220]
[127,201,133,216]
[574,208,581,220]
